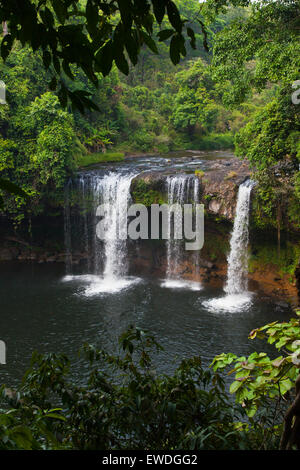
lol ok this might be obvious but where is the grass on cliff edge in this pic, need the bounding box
[75,151,125,167]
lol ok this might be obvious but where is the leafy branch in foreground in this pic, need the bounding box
[0,0,203,113]
[1,318,300,450]
[211,311,300,449]
[0,325,263,450]
[0,177,29,209]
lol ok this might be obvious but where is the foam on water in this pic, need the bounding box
[62,274,141,295]
[83,276,141,296]
[202,292,253,313]
[62,274,96,283]
[161,279,202,291]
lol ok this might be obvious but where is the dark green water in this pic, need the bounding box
[0,262,292,388]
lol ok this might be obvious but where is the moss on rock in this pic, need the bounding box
[131,179,166,207]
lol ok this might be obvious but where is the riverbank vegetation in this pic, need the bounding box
[0,317,299,450]
[74,151,125,167]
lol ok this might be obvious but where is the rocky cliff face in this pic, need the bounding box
[0,155,298,306]
[128,237,298,307]
[199,158,250,220]
[131,157,250,220]
[129,157,298,306]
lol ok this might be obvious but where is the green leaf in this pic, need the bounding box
[124,32,138,65]
[44,412,66,421]
[86,0,99,28]
[52,55,60,74]
[8,426,35,450]
[115,51,129,75]
[51,0,67,24]
[166,1,182,33]
[95,41,113,76]
[152,0,165,24]
[118,0,132,29]
[229,380,242,393]
[247,405,257,418]
[157,29,174,41]
[0,178,29,199]
[1,34,13,61]
[40,7,54,28]
[62,60,74,80]
[279,378,293,395]
[169,35,180,65]
[141,31,158,54]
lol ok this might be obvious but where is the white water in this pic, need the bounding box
[161,174,202,291]
[161,279,202,291]
[203,179,255,312]
[63,179,73,274]
[63,171,139,295]
[95,172,136,279]
[225,179,254,294]
[64,171,254,301]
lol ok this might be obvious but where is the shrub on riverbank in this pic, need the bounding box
[74,152,125,168]
[1,318,299,450]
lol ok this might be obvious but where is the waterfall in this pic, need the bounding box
[225,179,254,294]
[203,178,254,312]
[63,171,139,294]
[162,174,201,290]
[63,179,73,275]
[79,175,91,272]
[95,172,136,280]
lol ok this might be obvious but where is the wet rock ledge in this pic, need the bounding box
[131,157,250,220]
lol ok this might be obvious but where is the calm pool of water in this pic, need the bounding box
[0,262,292,388]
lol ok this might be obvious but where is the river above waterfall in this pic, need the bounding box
[79,149,235,175]
[0,262,292,388]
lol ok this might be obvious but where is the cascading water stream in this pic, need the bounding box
[203,178,255,312]
[95,172,136,280]
[63,179,73,275]
[225,179,255,295]
[63,171,140,294]
[64,168,254,301]
[162,174,201,291]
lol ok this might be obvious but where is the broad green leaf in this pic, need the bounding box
[152,0,165,24]
[0,179,29,199]
[170,35,180,65]
[157,29,174,41]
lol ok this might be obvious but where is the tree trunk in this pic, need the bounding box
[280,374,300,449]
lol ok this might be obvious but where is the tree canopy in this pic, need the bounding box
[0,0,204,112]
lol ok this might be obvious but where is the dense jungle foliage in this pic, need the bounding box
[0,317,300,450]
[0,0,298,231]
